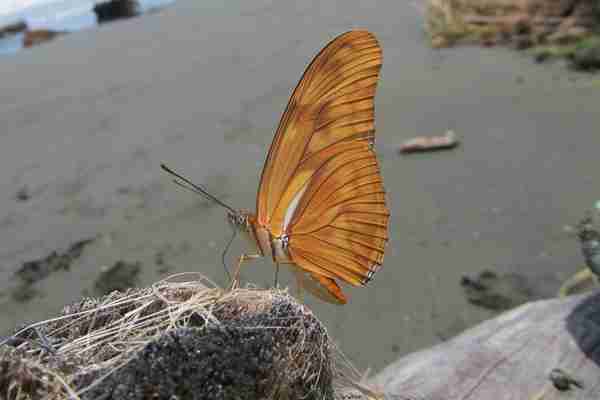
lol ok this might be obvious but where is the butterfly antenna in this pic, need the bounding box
[161,163,236,213]
[221,227,237,282]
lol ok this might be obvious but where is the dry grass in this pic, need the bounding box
[424,0,594,49]
[425,0,518,47]
[1,272,383,400]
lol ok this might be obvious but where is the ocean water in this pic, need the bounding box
[0,0,174,54]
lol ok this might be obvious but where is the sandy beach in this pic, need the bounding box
[1,0,599,373]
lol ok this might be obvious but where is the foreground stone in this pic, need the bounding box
[0,280,338,400]
[373,290,600,399]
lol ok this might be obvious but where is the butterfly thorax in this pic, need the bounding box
[227,209,291,263]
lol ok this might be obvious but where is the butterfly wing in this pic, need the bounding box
[255,30,388,303]
[292,265,348,304]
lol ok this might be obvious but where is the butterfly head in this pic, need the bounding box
[227,209,251,232]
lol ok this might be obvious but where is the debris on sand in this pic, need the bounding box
[14,186,30,202]
[461,269,537,311]
[94,261,141,296]
[398,130,459,154]
[23,29,65,48]
[0,21,65,49]
[12,238,94,302]
[14,239,94,285]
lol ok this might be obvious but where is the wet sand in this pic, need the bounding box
[1,0,599,372]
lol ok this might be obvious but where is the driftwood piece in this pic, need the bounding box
[372,291,600,400]
[23,30,65,48]
[398,131,459,154]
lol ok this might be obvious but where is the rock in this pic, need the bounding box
[372,291,600,399]
[94,0,140,24]
[81,325,328,400]
[2,284,337,400]
[0,21,27,38]
[549,368,584,391]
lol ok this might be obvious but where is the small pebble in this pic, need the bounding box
[15,186,31,202]
[549,368,583,391]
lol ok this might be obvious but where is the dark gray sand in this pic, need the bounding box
[1,0,599,373]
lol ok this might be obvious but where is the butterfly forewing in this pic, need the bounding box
[254,30,388,304]
[256,31,383,226]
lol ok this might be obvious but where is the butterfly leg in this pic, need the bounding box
[273,262,280,288]
[293,269,305,303]
[230,253,261,290]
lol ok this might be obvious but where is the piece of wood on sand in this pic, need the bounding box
[398,130,459,154]
[372,290,600,400]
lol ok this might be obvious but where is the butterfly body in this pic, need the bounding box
[228,209,352,304]
[228,210,291,263]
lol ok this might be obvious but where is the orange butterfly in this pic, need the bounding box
[163,30,389,304]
